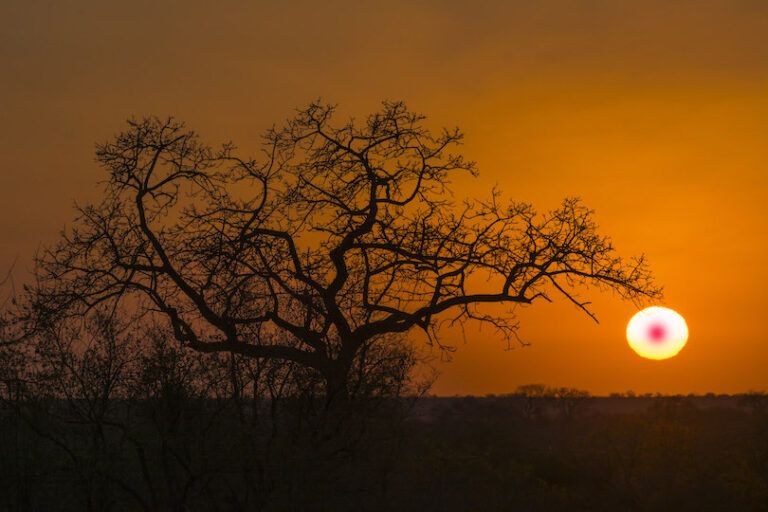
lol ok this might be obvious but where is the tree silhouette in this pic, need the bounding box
[11,101,660,400]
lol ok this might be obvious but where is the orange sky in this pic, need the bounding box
[1,1,767,395]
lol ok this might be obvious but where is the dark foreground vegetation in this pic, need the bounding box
[404,393,768,511]
[1,352,767,512]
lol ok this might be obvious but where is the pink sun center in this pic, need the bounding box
[647,323,667,343]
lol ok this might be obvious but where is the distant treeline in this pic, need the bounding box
[416,386,768,420]
[2,383,768,510]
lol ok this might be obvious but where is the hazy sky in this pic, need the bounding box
[2,0,767,395]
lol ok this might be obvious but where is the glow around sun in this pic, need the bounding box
[626,306,689,360]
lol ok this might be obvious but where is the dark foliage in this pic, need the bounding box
[0,312,423,511]
[2,363,767,511]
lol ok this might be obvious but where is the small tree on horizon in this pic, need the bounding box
[3,100,661,402]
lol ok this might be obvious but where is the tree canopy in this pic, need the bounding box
[4,101,660,397]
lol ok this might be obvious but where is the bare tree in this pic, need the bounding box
[551,386,591,420]
[514,384,550,420]
[11,101,660,401]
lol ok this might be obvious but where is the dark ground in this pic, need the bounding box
[1,393,767,511]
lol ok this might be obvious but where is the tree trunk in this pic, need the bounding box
[323,360,351,409]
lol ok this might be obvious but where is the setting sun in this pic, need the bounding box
[626,306,689,360]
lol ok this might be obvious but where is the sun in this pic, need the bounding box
[626,306,689,360]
